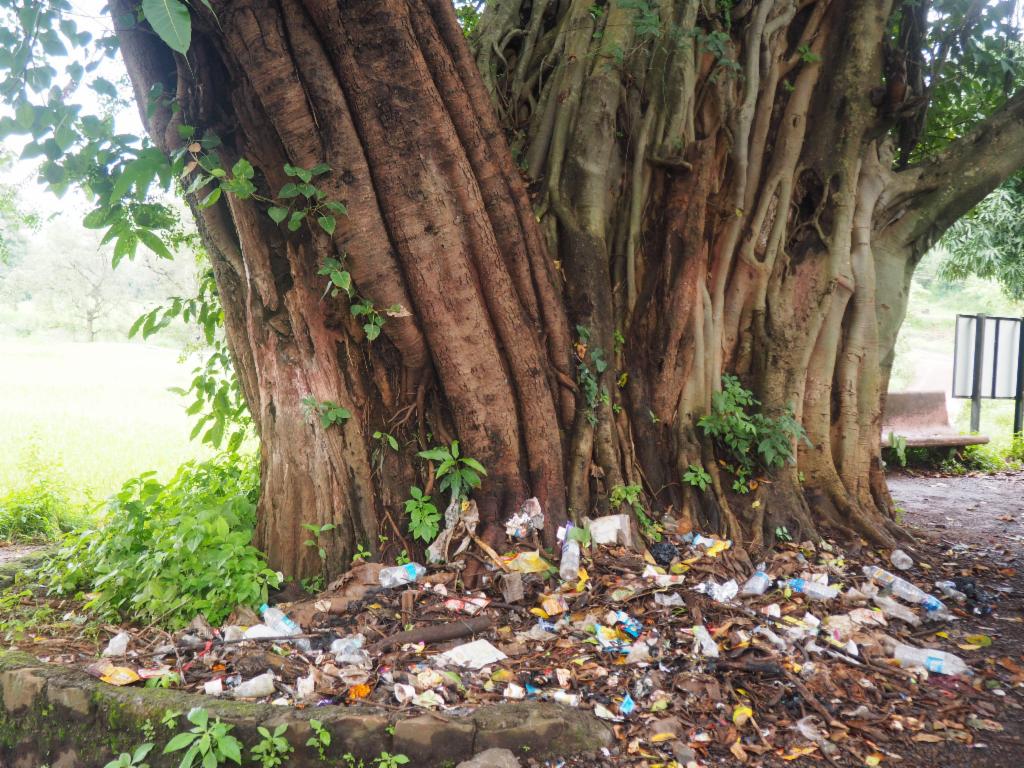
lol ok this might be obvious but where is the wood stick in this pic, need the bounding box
[367,616,492,654]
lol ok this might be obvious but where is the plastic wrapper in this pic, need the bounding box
[691,624,719,658]
[438,639,508,669]
[444,596,491,616]
[102,631,131,657]
[588,514,633,548]
[503,550,552,573]
[693,578,739,603]
[427,499,479,564]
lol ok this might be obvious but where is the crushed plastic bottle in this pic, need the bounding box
[559,523,581,582]
[872,594,921,626]
[892,642,970,676]
[259,604,311,652]
[752,625,788,651]
[782,578,839,601]
[889,549,914,570]
[934,580,968,602]
[861,566,946,615]
[378,562,426,588]
[233,671,276,698]
[740,564,771,596]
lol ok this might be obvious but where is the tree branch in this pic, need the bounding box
[876,89,1024,257]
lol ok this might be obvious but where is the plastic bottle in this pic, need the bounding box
[861,566,946,615]
[889,549,914,570]
[892,643,970,676]
[740,564,771,596]
[378,562,426,588]
[259,604,311,652]
[560,523,581,581]
[872,594,921,626]
[934,580,968,602]
[233,671,276,698]
[782,578,839,601]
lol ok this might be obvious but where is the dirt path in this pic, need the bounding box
[888,471,1024,540]
[886,471,1024,767]
[0,544,45,565]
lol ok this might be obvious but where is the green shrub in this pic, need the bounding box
[697,375,810,493]
[941,443,1012,474]
[38,452,279,628]
[0,450,86,542]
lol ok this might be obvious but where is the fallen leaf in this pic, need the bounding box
[733,704,754,727]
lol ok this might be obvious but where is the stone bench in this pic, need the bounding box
[881,391,989,449]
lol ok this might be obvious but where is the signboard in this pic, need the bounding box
[952,314,1024,432]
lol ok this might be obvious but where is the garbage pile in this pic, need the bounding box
[26,501,1024,765]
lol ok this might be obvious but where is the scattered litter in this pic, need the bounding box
[505,498,544,539]
[13,506,1016,767]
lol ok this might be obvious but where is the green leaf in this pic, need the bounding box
[142,0,192,55]
[310,163,330,176]
[330,270,350,291]
[318,215,336,235]
[218,736,242,764]
[287,210,306,231]
[199,187,222,209]
[133,743,155,763]
[15,102,33,130]
[267,206,288,224]
[138,229,174,260]
[188,708,209,728]
[460,457,487,476]
[364,323,381,341]
[417,448,450,462]
[231,158,254,179]
[162,732,197,753]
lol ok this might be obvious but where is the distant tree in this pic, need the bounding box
[940,172,1024,301]
[0,154,38,264]
[0,218,197,341]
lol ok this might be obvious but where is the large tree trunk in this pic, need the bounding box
[112,0,1024,578]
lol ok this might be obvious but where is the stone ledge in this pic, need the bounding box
[0,650,612,767]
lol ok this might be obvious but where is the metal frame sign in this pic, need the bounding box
[952,314,1024,432]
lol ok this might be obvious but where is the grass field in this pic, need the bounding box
[0,340,213,506]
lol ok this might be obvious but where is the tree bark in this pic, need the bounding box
[111,0,1024,577]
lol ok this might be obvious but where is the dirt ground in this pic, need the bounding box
[0,543,43,566]
[882,470,1024,768]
